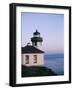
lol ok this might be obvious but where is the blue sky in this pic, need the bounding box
[21,12,64,54]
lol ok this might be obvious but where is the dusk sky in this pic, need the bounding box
[21,12,64,54]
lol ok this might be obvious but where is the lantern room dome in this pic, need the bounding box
[33,30,40,35]
[31,30,43,42]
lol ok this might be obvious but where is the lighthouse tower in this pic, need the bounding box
[31,30,43,50]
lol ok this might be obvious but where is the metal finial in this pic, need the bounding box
[36,29,38,32]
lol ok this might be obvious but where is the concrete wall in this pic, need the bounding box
[22,53,44,66]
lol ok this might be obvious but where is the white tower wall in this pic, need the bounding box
[32,42,42,50]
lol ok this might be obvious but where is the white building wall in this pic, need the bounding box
[32,42,42,50]
[36,42,42,50]
[22,53,44,66]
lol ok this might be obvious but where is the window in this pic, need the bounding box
[35,42,37,46]
[34,55,37,63]
[25,55,29,64]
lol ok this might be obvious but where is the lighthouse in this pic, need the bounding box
[31,30,43,50]
[22,30,44,66]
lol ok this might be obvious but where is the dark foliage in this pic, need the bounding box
[22,65,57,77]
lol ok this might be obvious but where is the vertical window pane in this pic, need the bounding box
[25,55,29,64]
[35,42,37,46]
[34,55,37,63]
